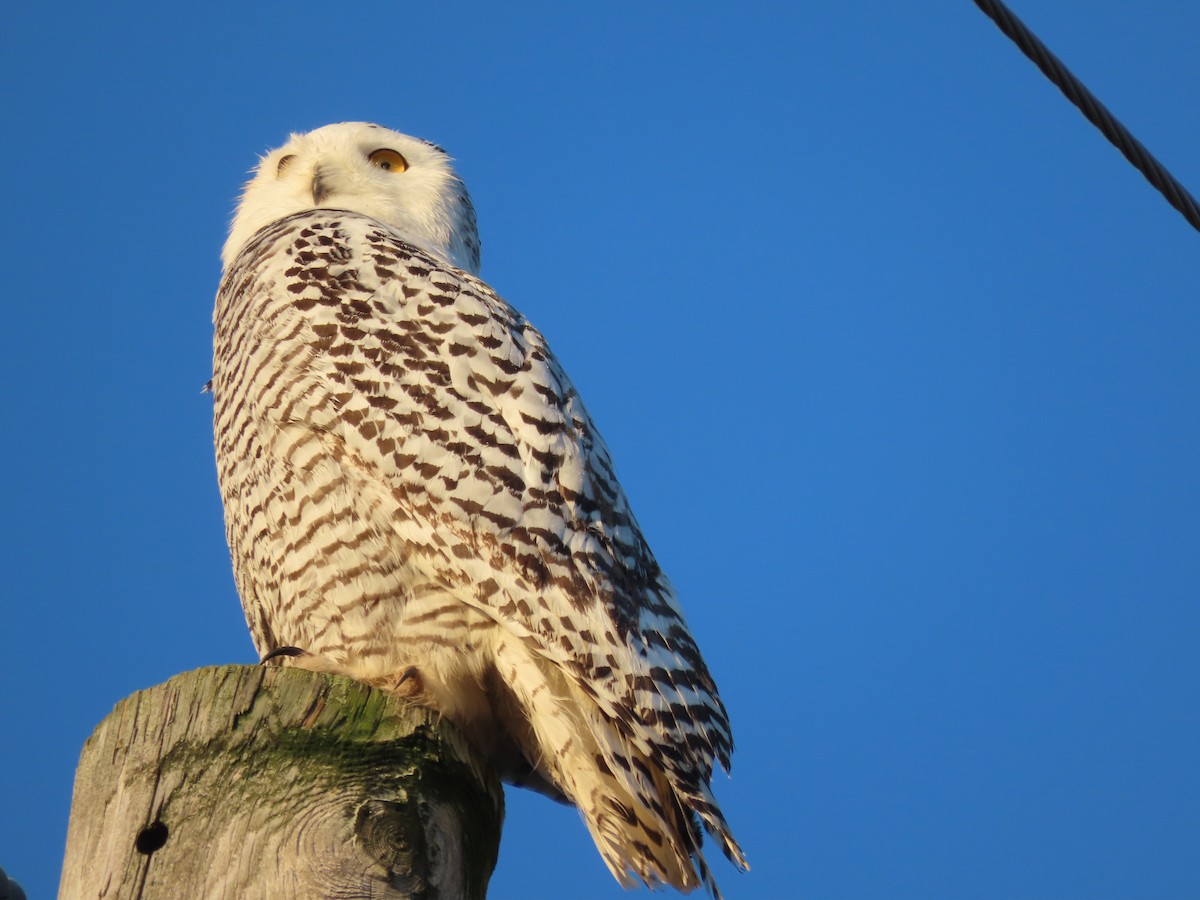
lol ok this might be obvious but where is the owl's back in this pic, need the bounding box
[214,209,745,894]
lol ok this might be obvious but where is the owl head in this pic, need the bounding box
[223,122,480,275]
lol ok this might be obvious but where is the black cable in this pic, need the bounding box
[974,0,1200,234]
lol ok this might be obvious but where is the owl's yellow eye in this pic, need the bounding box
[368,148,408,173]
[276,154,297,176]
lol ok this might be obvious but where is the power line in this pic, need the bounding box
[973,0,1200,234]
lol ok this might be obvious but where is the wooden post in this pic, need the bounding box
[59,665,503,899]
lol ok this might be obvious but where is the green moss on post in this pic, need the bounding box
[59,665,503,899]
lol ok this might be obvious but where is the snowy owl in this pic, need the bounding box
[212,122,745,894]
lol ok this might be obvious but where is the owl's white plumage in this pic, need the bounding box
[222,125,479,275]
[213,122,744,894]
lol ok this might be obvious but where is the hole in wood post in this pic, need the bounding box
[135,820,169,855]
[355,799,426,892]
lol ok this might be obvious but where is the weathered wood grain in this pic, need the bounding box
[59,665,502,899]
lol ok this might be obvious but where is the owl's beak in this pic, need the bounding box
[311,167,332,205]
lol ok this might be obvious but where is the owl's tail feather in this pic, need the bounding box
[667,775,749,880]
[491,634,738,896]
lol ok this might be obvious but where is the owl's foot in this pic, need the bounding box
[260,646,305,665]
[260,650,426,704]
[378,665,425,699]
[259,646,349,676]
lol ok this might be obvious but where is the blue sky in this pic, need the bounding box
[3,2,1197,897]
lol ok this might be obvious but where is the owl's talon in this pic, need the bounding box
[261,646,305,665]
[399,666,425,695]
